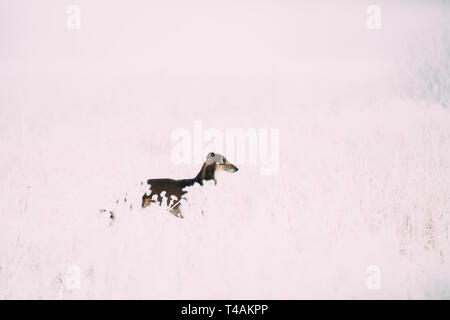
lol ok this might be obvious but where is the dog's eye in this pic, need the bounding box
[210,152,215,158]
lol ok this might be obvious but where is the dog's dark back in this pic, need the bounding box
[142,178,194,209]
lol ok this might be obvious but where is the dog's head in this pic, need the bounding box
[205,152,238,173]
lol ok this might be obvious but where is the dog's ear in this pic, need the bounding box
[205,152,216,164]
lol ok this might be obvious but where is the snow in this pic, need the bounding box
[1,0,450,299]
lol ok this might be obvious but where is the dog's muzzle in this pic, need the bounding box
[224,164,239,173]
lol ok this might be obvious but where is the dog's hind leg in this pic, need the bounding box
[142,194,157,208]
[169,206,183,218]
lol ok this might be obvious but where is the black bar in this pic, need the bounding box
[0,300,447,318]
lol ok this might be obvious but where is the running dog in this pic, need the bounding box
[142,152,238,217]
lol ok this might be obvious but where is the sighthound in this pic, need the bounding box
[142,152,238,217]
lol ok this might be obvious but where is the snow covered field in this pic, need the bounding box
[1,0,450,299]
